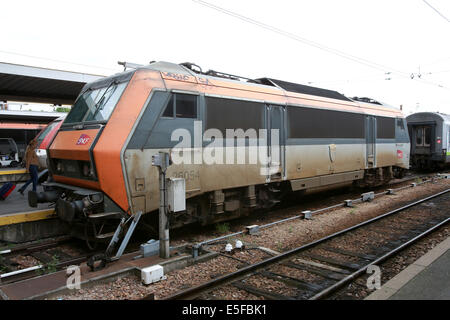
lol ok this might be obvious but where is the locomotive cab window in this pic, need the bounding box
[396,118,405,130]
[162,93,197,119]
[395,118,409,142]
[65,81,128,124]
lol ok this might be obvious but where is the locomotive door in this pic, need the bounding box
[366,116,376,167]
[266,105,286,181]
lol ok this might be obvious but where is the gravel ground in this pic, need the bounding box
[1,240,89,274]
[230,179,450,253]
[242,274,299,297]
[50,178,449,300]
[8,255,41,269]
[55,249,270,300]
[332,225,450,300]
[207,285,260,300]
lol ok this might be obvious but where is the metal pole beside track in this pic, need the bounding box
[159,167,169,259]
[152,152,171,259]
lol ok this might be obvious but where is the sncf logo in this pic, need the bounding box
[397,150,403,159]
[76,134,91,145]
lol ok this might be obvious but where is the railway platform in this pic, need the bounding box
[366,236,450,300]
[0,168,29,184]
[0,182,67,243]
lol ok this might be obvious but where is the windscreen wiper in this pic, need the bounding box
[91,81,117,118]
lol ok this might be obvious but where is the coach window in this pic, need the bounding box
[416,127,423,146]
[424,127,431,146]
[162,93,197,119]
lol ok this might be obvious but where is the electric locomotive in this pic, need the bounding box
[29,61,410,243]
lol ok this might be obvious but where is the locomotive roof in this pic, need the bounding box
[253,78,352,102]
[143,61,353,101]
[88,61,402,117]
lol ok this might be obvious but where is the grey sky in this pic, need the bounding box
[1,0,449,115]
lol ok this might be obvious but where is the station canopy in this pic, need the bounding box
[0,110,63,126]
[0,62,104,105]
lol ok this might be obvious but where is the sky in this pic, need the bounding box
[0,0,449,115]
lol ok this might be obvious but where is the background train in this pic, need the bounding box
[406,112,450,170]
[30,61,410,243]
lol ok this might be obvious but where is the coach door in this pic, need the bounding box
[413,125,433,155]
[266,105,286,181]
[366,116,376,167]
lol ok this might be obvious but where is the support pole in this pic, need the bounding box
[152,152,172,259]
[159,166,170,259]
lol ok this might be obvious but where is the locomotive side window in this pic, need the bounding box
[176,94,197,118]
[162,96,174,117]
[287,106,365,139]
[162,94,197,119]
[376,116,395,139]
[205,97,264,134]
[395,118,409,142]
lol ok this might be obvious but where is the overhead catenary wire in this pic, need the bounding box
[192,0,450,91]
[422,0,450,23]
[193,0,406,75]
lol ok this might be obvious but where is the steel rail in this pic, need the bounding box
[309,216,450,300]
[0,235,72,257]
[195,173,440,248]
[162,188,450,300]
[0,254,95,285]
[0,251,100,285]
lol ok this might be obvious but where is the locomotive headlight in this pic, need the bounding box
[56,161,64,173]
[35,149,46,157]
[82,162,91,177]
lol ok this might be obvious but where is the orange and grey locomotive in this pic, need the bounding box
[30,61,410,243]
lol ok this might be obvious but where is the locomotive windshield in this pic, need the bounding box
[64,81,128,124]
[36,121,59,146]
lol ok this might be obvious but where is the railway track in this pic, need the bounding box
[0,236,72,258]
[0,236,93,285]
[161,188,450,300]
[0,172,445,294]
